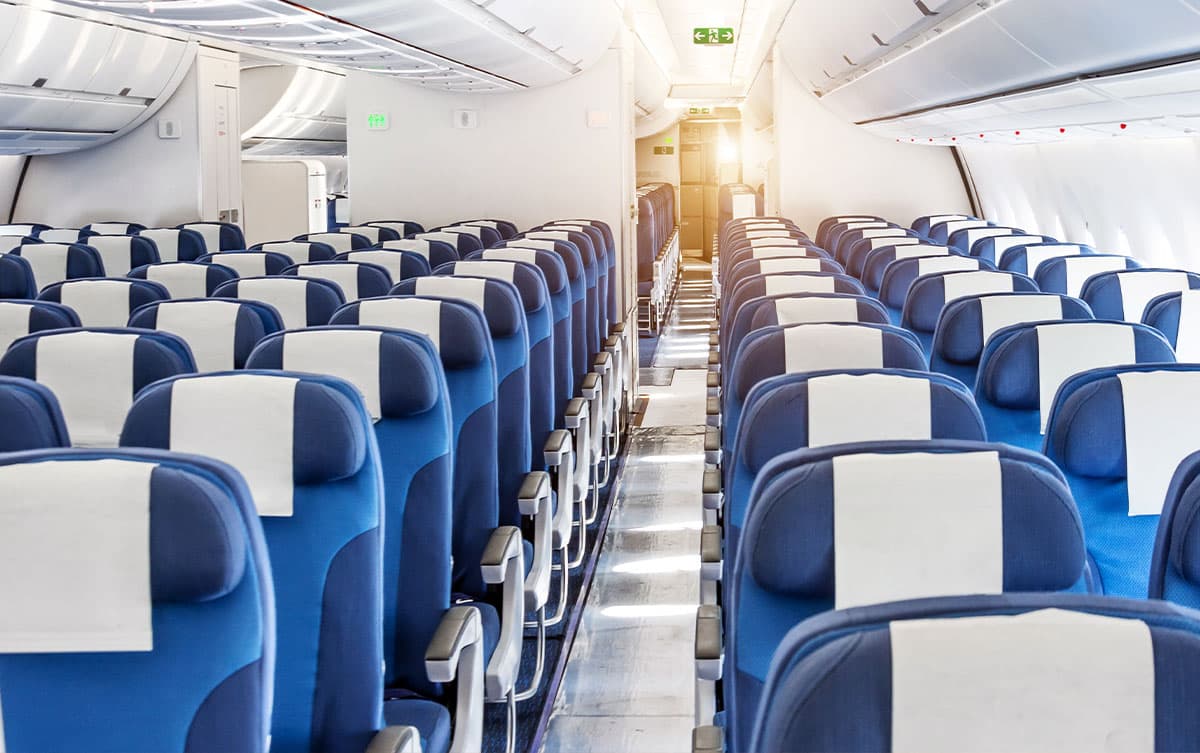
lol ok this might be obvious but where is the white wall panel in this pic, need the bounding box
[964,137,1200,269]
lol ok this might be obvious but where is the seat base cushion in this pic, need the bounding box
[383,697,451,753]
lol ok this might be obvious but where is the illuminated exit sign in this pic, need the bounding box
[693,27,734,45]
[366,113,390,131]
[688,107,712,115]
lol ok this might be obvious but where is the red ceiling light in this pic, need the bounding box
[951,137,957,141]
[1015,130,1021,135]
[1060,127,1066,133]
[1120,123,1128,130]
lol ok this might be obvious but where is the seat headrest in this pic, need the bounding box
[11,243,104,290]
[137,228,207,263]
[337,250,432,283]
[127,299,272,371]
[177,222,245,252]
[435,260,548,313]
[212,276,344,330]
[252,241,335,263]
[0,300,80,354]
[1034,254,1140,297]
[331,297,490,370]
[881,258,1001,311]
[996,242,1094,274]
[1081,268,1200,322]
[37,279,170,328]
[129,262,237,298]
[493,242,581,280]
[748,294,890,331]
[745,441,1084,600]
[738,370,985,474]
[394,276,523,338]
[199,250,294,276]
[0,254,37,298]
[284,261,393,301]
[902,270,1036,332]
[935,293,1094,365]
[0,376,71,450]
[473,249,568,293]
[294,232,369,253]
[378,239,460,267]
[246,327,443,420]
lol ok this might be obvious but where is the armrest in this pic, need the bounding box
[519,471,552,517]
[581,372,601,400]
[707,372,720,389]
[707,351,720,367]
[367,726,421,753]
[703,466,723,511]
[564,397,589,429]
[612,321,626,335]
[704,426,721,467]
[706,397,721,430]
[481,526,525,700]
[700,525,722,582]
[709,333,719,348]
[593,351,612,374]
[543,429,572,468]
[695,604,723,681]
[605,334,620,349]
[424,606,484,753]
[480,525,523,583]
[692,726,724,753]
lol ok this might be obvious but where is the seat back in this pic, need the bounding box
[136,228,207,263]
[177,222,245,253]
[911,213,972,237]
[0,253,37,299]
[252,241,335,263]
[0,329,195,447]
[128,299,283,371]
[366,219,425,237]
[881,257,1000,313]
[902,270,1038,335]
[526,228,608,336]
[1081,268,1200,322]
[1033,254,1141,297]
[862,244,958,293]
[85,221,145,235]
[0,223,50,238]
[1150,449,1200,607]
[726,257,845,295]
[929,217,990,245]
[751,595,1200,753]
[129,261,238,297]
[341,225,402,244]
[88,235,160,276]
[0,449,272,753]
[200,250,294,276]
[295,231,370,253]
[378,238,459,268]
[1143,289,1200,360]
[10,243,105,291]
[439,223,502,248]
[460,218,519,240]
[122,371,386,752]
[412,230,484,256]
[36,228,90,243]
[336,249,431,283]
[0,376,70,449]
[212,277,344,329]
[1046,364,1200,597]
[971,233,1057,263]
[38,279,170,327]
[948,225,1020,254]
[996,242,1094,275]
[0,300,80,354]
[816,215,880,247]
[833,227,914,266]
[284,261,392,302]
[513,233,601,360]
[844,235,923,279]
[724,293,889,366]
[724,272,866,325]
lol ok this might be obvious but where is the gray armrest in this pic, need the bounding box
[424,606,484,753]
[704,426,721,467]
[703,466,723,511]
[480,525,522,583]
[706,397,721,429]
[605,334,620,349]
[564,397,588,429]
[481,526,525,701]
[593,351,612,373]
[709,333,719,347]
[700,525,722,582]
[692,726,724,753]
[707,371,720,389]
[518,471,551,516]
[695,604,723,681]
[581,372,601,400]
[367,726,421,753]
[612,321,627,335]
[543,429,571,467]
[709,321,719,332]
[708,351,720,367]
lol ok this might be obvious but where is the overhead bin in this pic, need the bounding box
[241,65,346,157]
[0,2,195,155]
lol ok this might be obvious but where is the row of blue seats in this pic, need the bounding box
[693,213,1200,752]
[0,215,627,753]
[636,182,681,333]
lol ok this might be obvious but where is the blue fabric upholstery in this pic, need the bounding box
[931,292,1094,387]
[1045,364,1200,598]
[975,321,1174,452]
[136,228,207,263]
[367,220,426,237]
[972,234,1058,264]
[1150,450,1200,606]
[0,448,273,753]
[38,279,170,327]
[997,242,1094,273]
[861,245,962,293]
[335,250,432,283]
[128,299,281,370]
[9,243,105,289]
[283,261,393,301]
[726,256,846,294]
[0,300,80,354]
[900,270,1038,353]
[438,223,502,249]
[728,440,1088,753]
[88,235,161,275]
[910,214,974,237]
[383,698,451,753]
[0,376,70,449]
[177,222,246,253]
[412,231,483,257]
[1034,254,1142,295]
[724,272,867,326]
[530,226,610,339]
[0,254,36,299]
[293,232,371,253]
[553,219,617,329]
[378,239,460,270]
[751,594,1200,753]
[947,226,1021,253]
[129,262,238,297]
[816,216,881,248]
[251,241,336,263]
[928,218,991,245]
[830,223,896,261]
[723,293,890,369]
[459,218,518,240]
[212,277,344,329]
[122,371,392,753]
[883,259,1006,315]
[515,231,602,360]
[1081,268,1200,322]
[1144,291,1196,348]
[199,251,294,276]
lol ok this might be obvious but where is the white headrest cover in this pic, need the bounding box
[147,264,208,299]
[59,280,132,327]
[88,223,129,235]
[0,458,154,652]
[510,239,557,252]
[783,324,883,373]
[1035,323,1135,433]
[38,229,82,243]
[38,331,135,447]
[926,214,969,226]
[296,264,359,301]
[979,295,1063,345]
[965,227,1016,247]
[1064,256,1130,298]
[992,235,1045,258]
[526,231,570,242]
[283,329,383,420]
[468,220,499,230]
[186,224,222,253]
[1175,290,1200,361]
[0,303,33,354]
[1117,271,1191,323]
[420,232,464,246]
[368,222,409,234]
[452,260,517,284]
[345,251,401,283]
[309,234,353,253]
[750,247,816,260]
[750,237,803,249]
[446,225,482,239]
[942,219,989,236]
[943,271,1015,305]
[1023,245,1085,276]
[381,239,431,258]
[239,278,309,329]
[809,373,932,449]
[894,245,950,261]
[483,249,538,265]
[415,276,488,311]
[257,242,307,263]
[775,297,860,326]
[763,275,837,297]
[88,236,136,277]
[347,226,381,243]
[155,300,240,371]
[759,258,823,275]
[359,298,442,352]
[21,244,70,291]
[171,374,297,516]
[845,221,887,231]
[139,230,181,262]
[890,609,1153,753]
[212,254,265,277]
[861,228,908,240]
[917,256,981,277]
[1120,370,1200,516]
[869,236,921,251]
[834,451,1001,609]
[732,193,757,218]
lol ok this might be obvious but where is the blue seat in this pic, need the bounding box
[947,225,1021,254]
[513,233,602,367]
[996,241,1094,274]
[283,261,393,301]
[725,257,845,297]
[0,329,194,448]
[861,244,960,294]
[931,292,1094,387]
[379,238,460,269]
[0,254,37,299]
[212,276,344,329]
[295,231,371,253]
[1081,268,1200,322]
[0,300,80,355]
[341,224,403,244]
[251,240,336,262]
[123,370,453,753]
[728,440,1088,753]
[1046,364,1200,598]
[0,448,273,753]
[723,221,806,252]
[0,223,50,238]
[200,250,295,276]
[36,228,93,243]
[834,227,916,266]
[971,233,1058,264]
[0,376,70,449]
[336,249,432,284]
[1034,254,1142,297]
[901,269,1041,350]
[437,223,503,249]
[816,215,881,248]
[910,213,974,238]
[721,241,830,291]
[524,227,608,345]
[975,321,1175,452]
[9,242,105,292]
[412,230,483,257]
[136,228,207,262]
[928,217,991,245]
[844,236,924,279]
[128,298,283,371]
[1143,290,1200,360]
[723,272,866,327]
[553,219,617,328]
[129,261,238,297]
[540,221,616,330]
[722,294,890,371]
[84,221,145,235]
[87,235,160,276]
[38,278,170,328]
[177,222,245,253]
[828,222,896,261]
[366,219,425,238]
[881,257,1001,315]
[460,218,518,240]
[750,594,1200,753]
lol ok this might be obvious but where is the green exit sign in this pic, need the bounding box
[688,107,712,115]
[366,113,390,131]
[693,27,734,45]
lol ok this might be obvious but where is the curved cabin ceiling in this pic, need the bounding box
[56,0,623,91]
[241,63,346,156]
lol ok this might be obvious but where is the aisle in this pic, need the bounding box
[540,262,713,752]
